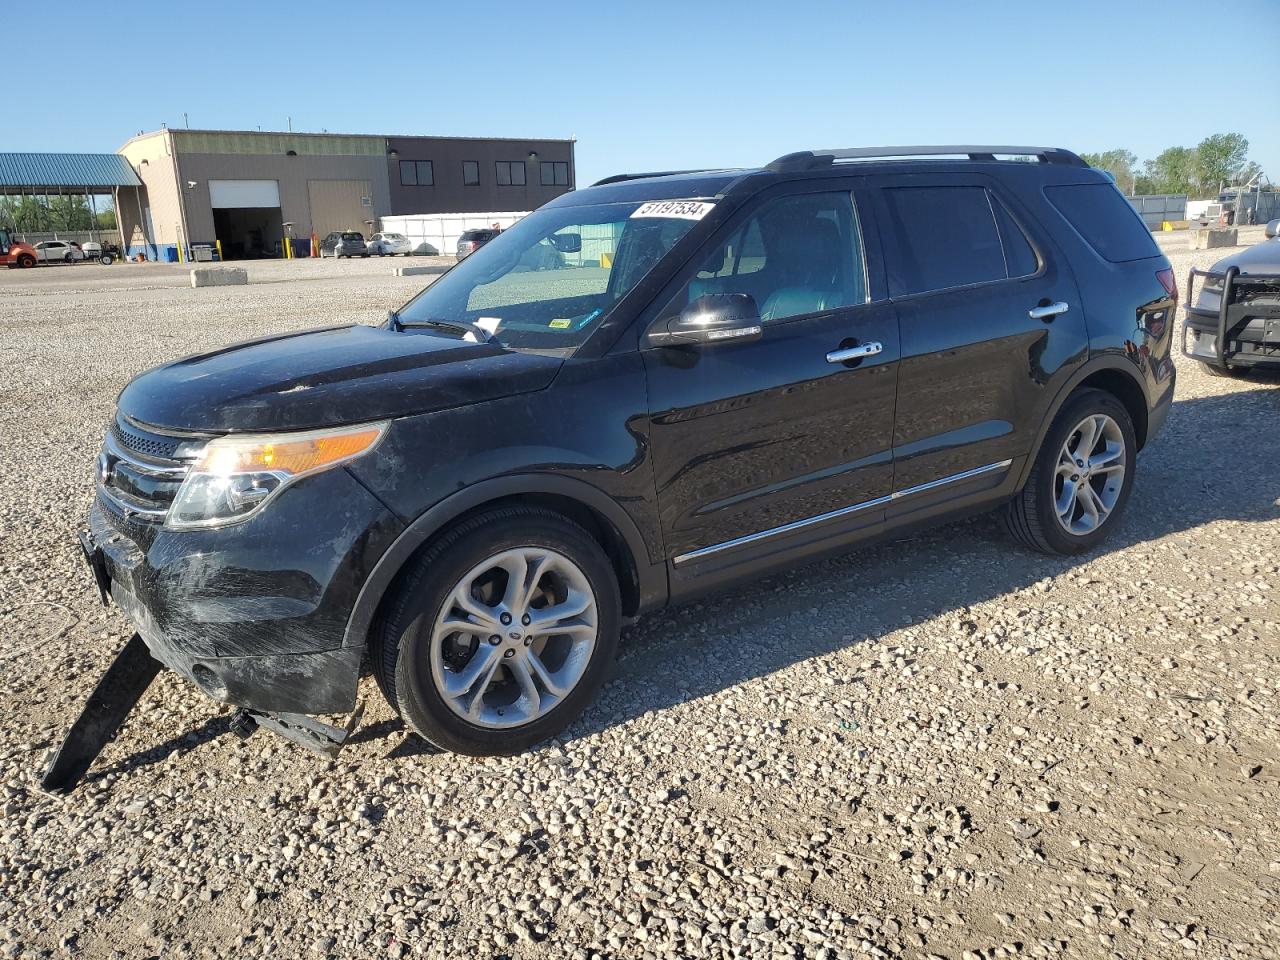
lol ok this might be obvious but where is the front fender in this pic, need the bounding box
[341,473,667,652]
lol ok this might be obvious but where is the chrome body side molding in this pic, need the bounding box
[672,459,1014,566]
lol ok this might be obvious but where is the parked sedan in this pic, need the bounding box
[319,231,369,258]
[368,232,412,256]
[33,240,83,263]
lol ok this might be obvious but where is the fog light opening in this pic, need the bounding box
[191,663,229,701]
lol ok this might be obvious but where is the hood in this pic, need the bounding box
[117,324,563,433]
[1211,238,1280,277]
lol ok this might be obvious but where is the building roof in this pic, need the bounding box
[0,153,142,190]
[119,128,576,152]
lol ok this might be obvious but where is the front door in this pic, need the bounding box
[866,174,1086,509]
[643,184,900,577]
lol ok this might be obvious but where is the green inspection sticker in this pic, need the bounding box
[549,319,572,329]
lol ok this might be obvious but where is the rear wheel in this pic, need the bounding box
[1199,360,1251,379]
[372,507,621,755]
[1005,389,1136,555]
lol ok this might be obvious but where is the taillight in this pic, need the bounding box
[1156,267,1177,301]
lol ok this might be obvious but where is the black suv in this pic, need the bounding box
[84,145,1177,757]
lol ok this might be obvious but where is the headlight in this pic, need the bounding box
[167,422,388,529]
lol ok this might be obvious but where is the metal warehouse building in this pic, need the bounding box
[116,128,576,260]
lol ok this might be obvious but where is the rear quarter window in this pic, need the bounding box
[1044,183,1160,263]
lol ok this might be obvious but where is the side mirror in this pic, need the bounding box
[1266,218,1280,240]
[647,293,763,348]
[551,233,581,253]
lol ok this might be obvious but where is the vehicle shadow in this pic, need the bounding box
[562,384,1280,745]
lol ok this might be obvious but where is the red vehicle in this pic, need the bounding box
[0,228,37,268]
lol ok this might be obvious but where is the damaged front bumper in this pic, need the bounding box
[85,464,403,714]
[43,468,406,791]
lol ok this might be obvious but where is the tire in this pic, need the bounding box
[1199,360,1251,379]
[1004,388,1137,555]
[16,253,35,269]
[372,507,621,755]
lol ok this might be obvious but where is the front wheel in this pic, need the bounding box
[372,507,621,755]
[1004,389,1137,555]
[16,253,35,268]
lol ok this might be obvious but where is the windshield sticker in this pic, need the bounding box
[631,200,715,221]
[549,319,572,329]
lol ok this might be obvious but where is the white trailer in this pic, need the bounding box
[378,211,531,257]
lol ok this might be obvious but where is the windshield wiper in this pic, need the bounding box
[387,312,496,344]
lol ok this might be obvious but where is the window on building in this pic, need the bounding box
[496,161,527,186]
[540,161,570,186]
[399,160,434,186]
[463,161,480,185]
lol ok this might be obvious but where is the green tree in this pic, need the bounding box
[46,194,95,230]
[95,207,117,230]
[1143,146,1200,196]
[1195,133,1249,193]
[1080,149,1140,194]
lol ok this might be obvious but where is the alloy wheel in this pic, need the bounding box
[1054,413,1126,535]
[429,547,598,728]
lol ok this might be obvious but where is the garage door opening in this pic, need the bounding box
[213,207,284,259]
[209,179,284,260]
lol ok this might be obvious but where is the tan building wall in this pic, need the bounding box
[174,152,391,241]
[118,130,186,250]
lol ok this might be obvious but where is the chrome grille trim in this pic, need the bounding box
[103,431,190,478]
[97,482,170,521]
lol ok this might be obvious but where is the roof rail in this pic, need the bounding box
[592,169,728,186]
[766,145,1088,173]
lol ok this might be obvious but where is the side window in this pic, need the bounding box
[881,186,1006,295]
[669,192,867,324]
[1044,182,1161,263]
[990,195,1039,279]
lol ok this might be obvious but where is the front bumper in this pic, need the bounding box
[83,466,403,715]
[1183,267,1280,369]
[1183,313,1280,368]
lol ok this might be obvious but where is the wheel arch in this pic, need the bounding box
[343,475,667,652]
[1016,356,1152,490]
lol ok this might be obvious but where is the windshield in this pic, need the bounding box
[397,200,710,350]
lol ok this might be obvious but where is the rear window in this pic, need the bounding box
[1044,183,1160,263]
[341,232,363,241]
[880,185,1037,296]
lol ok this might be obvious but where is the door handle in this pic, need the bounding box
[826,341,883,364]
[1028,301,1070,322]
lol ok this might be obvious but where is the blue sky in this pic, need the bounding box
[4,0,1275,187]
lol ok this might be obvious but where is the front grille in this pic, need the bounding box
[99,420,194,523]
[111,418,181,460]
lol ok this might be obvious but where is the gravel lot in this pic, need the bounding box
[1,232,1277,960]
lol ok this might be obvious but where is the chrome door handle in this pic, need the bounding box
[1028,301,1070,321]
[826,341,883,364]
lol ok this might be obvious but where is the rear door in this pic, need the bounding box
[643,180,900,576]
[868,173,1085,507]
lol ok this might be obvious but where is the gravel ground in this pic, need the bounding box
[1,233,1277,960]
